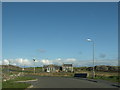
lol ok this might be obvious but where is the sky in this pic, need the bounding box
[2,2,118,67]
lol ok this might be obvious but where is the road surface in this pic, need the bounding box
[25,76,119,88]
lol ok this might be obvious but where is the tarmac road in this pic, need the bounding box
[25,75,119,88]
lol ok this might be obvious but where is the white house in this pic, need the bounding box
[62,64,73,72]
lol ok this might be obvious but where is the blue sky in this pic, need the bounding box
[2,2,118,66]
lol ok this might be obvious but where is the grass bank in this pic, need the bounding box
[2,76,36,89]
[91,76,120,83]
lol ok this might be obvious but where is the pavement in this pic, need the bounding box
[24,75,119,89]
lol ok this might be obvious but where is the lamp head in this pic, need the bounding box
[33,58,36,61]
[86,38,92,42]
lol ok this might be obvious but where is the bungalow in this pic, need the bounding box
[42,64,62,72]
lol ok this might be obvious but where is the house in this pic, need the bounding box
[62,64,74,72]
[42,64,62,72]
[43,64,73,72]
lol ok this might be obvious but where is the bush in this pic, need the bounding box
[108,66,118,72]
[95,65,108,71]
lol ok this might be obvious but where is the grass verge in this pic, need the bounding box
[88,76,120,83]
[2,76,36,89]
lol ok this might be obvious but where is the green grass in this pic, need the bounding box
[88,76,120,83]
[2,76,36,89]
[12,76,36,81]
[2,80,31,89]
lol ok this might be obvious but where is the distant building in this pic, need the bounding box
[42,64,62,72]
[62,64,73,72]
[43,64,73,72]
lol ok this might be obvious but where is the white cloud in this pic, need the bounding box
[56,58,62,61]
[66,58,76,62]
[3,59,9,65]
[95,60,118,66]
[2,58,33,67]
[15,58,23,64]
[12,63,17,66]
[40,59,52,65]
[0,60,2,65]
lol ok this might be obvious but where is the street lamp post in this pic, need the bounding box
[23,63,25,75]
[86,38,95,79]
[33,59,36,74]
[21,59,24,75]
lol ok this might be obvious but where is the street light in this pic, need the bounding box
[21,59,24,75]
[33,59,36,74]
[86,38,95,78]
